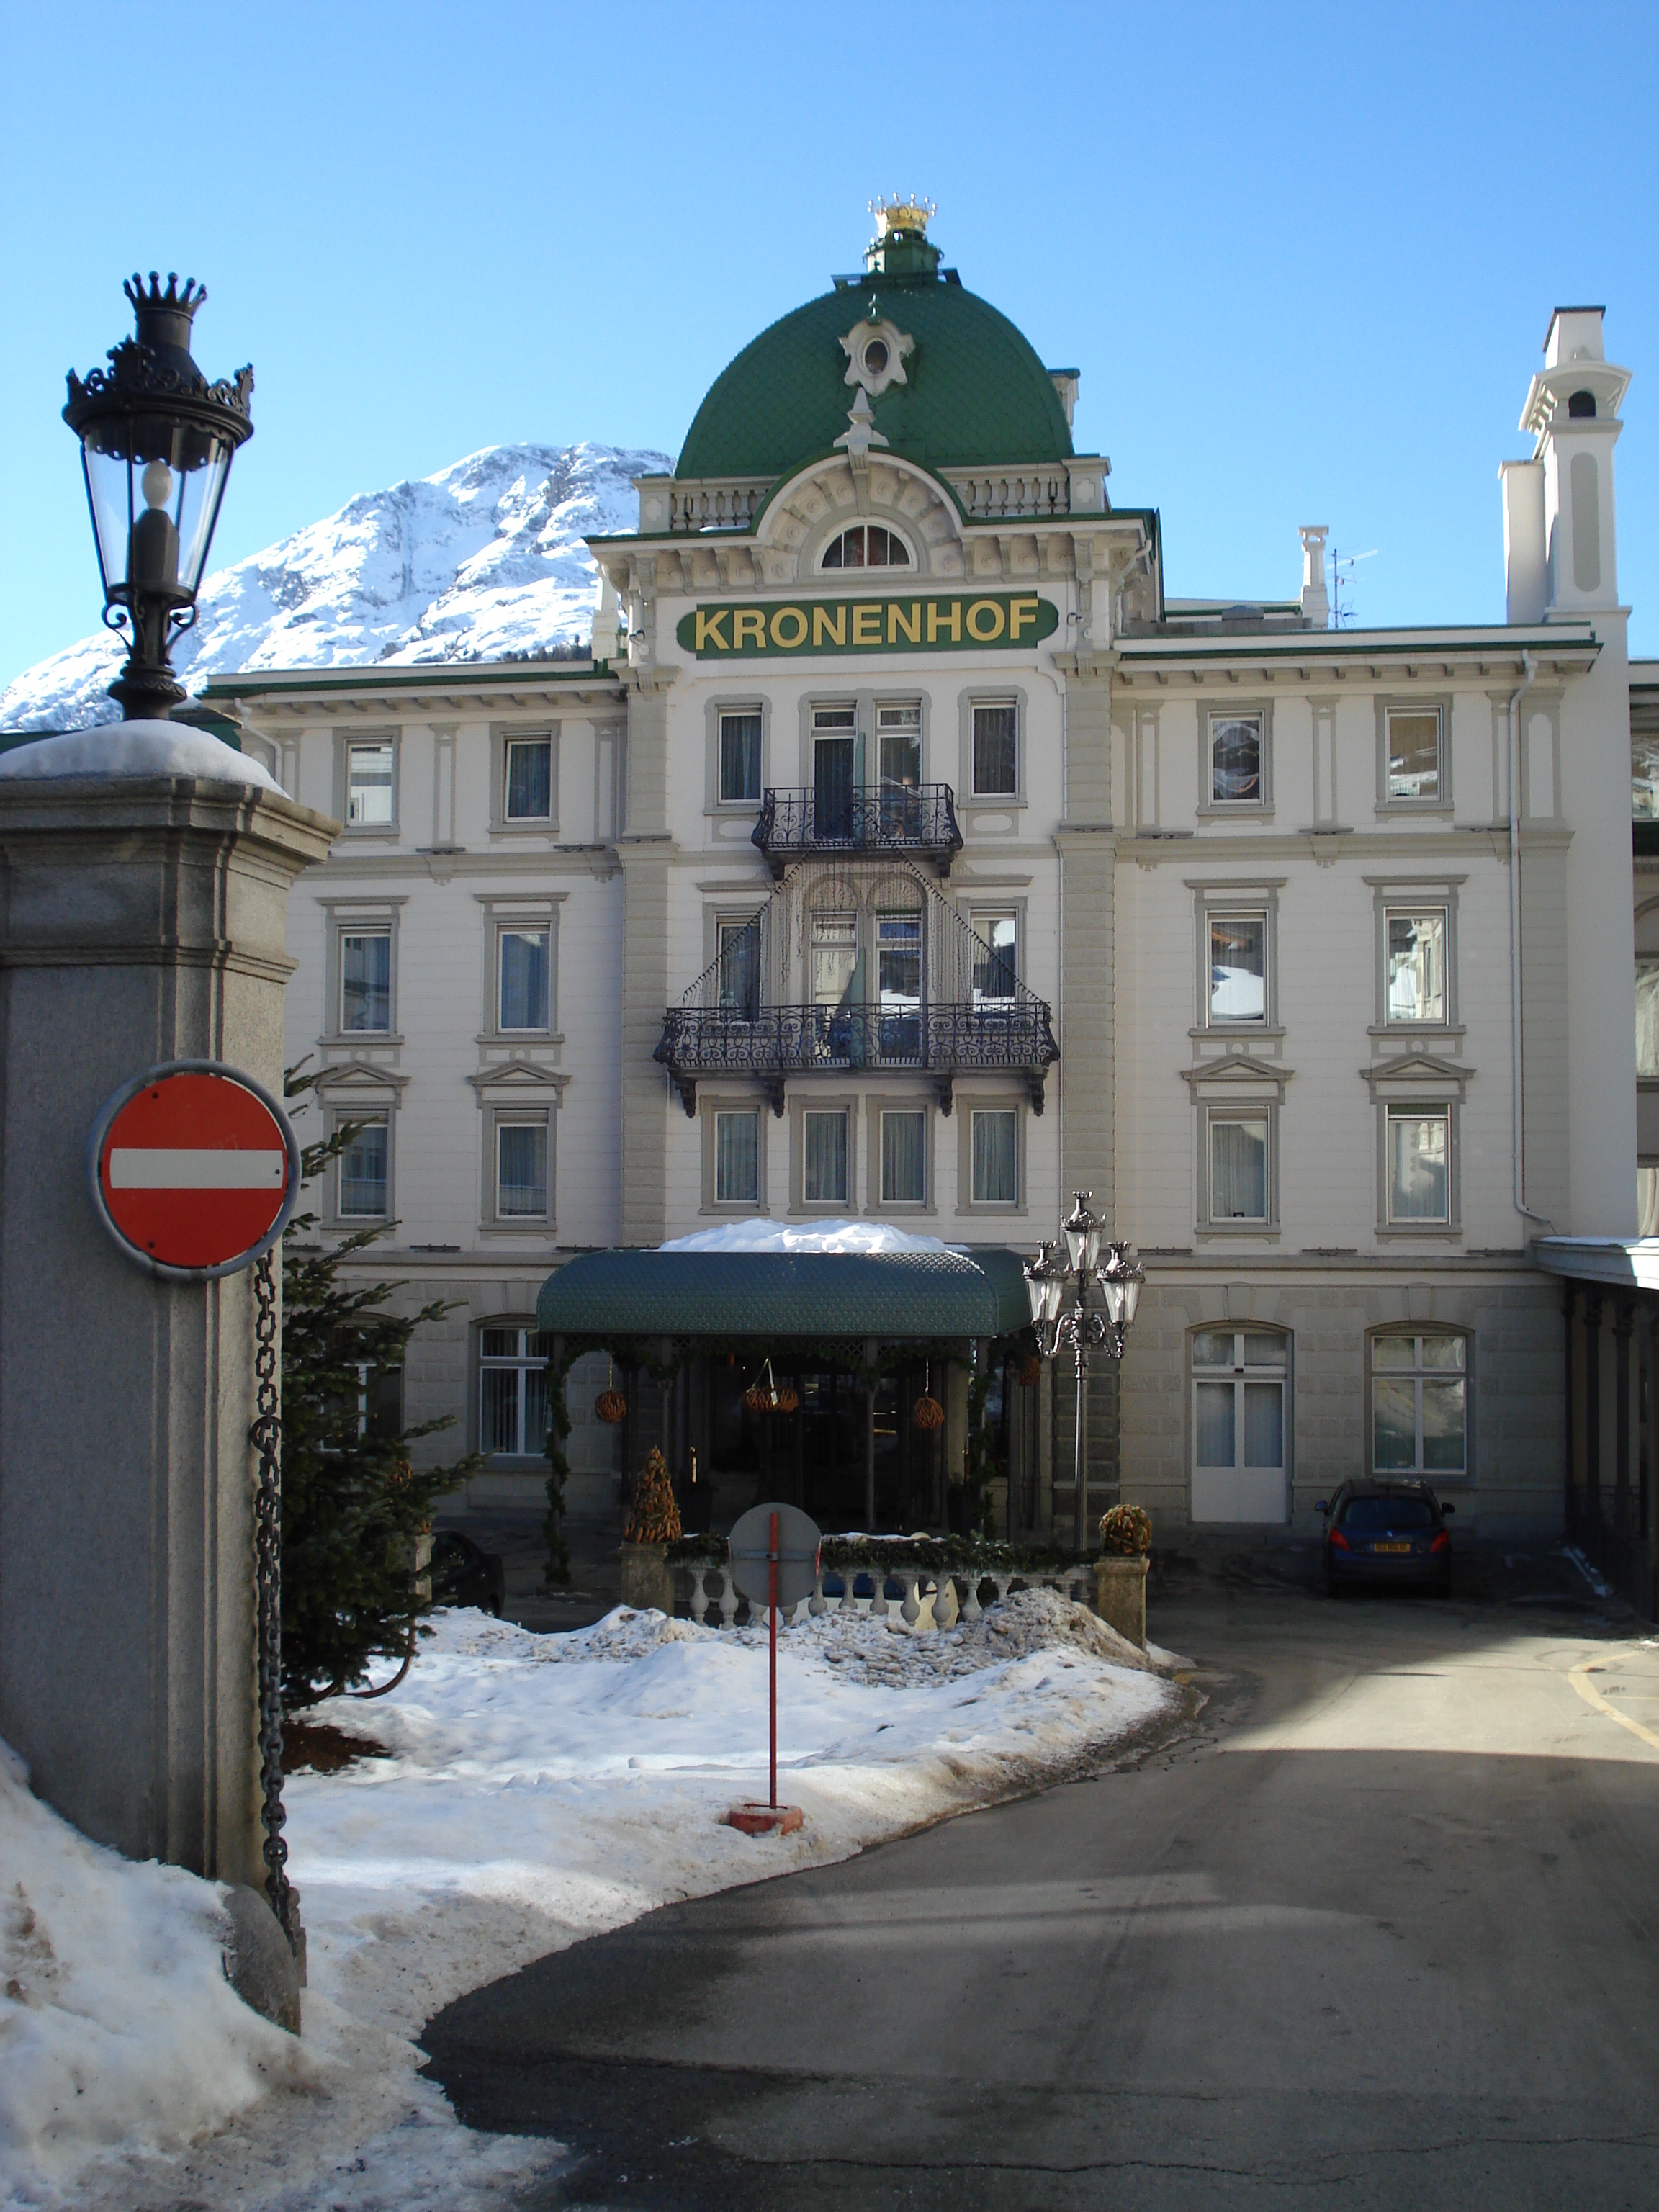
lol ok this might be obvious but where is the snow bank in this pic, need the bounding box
[0,1739,307,2200]
[0,722,284,793]
[17,1590,1178,2208]
[660,1217,957,1255]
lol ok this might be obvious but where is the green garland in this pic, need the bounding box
[667,1531,1094,1573]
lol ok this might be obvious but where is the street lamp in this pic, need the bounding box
[63,274,253,721]
[1025,1192,1144,1553]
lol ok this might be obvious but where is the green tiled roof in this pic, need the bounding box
[677,271,1074,480]
[537,1248,1032,1339]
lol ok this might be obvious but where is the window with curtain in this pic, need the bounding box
[1209,1112,1268,1220]
[972,914,1017,1001]
[495,1122,547,1218]
[1386,910,1446,1025]
[1637,961,1659,1077]
[803,1110,849,1203]
[971,1110,1017,1202]
[1372,1331,1466,1474]
[498,927,550,1031]
[820,523,910,569]
[338,1119,388,1218]
[1386,1108,1449,1222]
[479,1326,550,1456]
[505,737,552,821]
[719,711,761,802]
[717,920,760,1017]
[1210,715,1263,803]
[881,1110,926,1204]
[1191,1327,1289,1523]
[341,931,391,1032]
[972,702,1017,795]
[1208,915,1265,1024]
[1386,710,1442,803]
[346,739,395,827]
[714,1110,759,1203]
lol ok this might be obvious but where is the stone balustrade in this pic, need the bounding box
[680,1557,1097,1632]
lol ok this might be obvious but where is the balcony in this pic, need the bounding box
[654,1000,1058,1119]
[752,786,963,879]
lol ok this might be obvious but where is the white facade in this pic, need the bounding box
[206,244,1638,1547]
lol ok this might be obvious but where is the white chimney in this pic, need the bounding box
[1298,526,1329,628]
[1500,459,1547,624]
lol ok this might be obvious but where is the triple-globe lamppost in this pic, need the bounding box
[63,273,253,720]
[1025,1193,1145,1553]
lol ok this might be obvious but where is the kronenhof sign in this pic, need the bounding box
[676,592,1060,659]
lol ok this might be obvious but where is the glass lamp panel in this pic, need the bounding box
[1118,1269,1143,1328]
[80,441,135,598]
[1100,1274,1128,1326]
[1023,1264,1048,1326]
[1372,1375,1418,1470]
[1040,1271,1064,1326]
[1195,1382,1236,1468]
[1421,1379,1466,1470]
[172,437,235,593]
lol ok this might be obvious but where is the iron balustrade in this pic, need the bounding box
[655,999,1057,1118]
[752,785,963,878]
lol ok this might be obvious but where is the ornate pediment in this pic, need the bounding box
[1182,1051,1294,1100]
[310,1058,410,1096]
[1361,1050,1473,1101]
[466,1059,571,1097]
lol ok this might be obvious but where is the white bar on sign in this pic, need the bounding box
[109,1148,286,1190]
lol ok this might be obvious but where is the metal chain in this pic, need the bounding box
[251,1250,300,1953]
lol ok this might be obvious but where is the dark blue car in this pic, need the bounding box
[1316,1480,1454,1596]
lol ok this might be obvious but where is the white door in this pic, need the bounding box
[1191,1327,1289,1523]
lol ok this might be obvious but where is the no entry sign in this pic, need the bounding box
[88,1061,300,1282]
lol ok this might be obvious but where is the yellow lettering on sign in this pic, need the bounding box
[770,606,808,649]
[888,601,922,644]
[813,604,847,647]
[966,598,1005,642]
[927,600,962,643]
[695,608,730,651]
[851,603,883,646]
[1009,595,1040,641]
[732,609,766,650]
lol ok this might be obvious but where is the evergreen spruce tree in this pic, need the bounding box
[279,1096,477,1707]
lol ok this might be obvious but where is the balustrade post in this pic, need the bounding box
[961,1575,983,1622]
[930,1575,958,1630]
[718,1564,739,1628]
[899,1573,922,1628]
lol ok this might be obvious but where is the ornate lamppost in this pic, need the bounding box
[63,274,253,720]
[1025,1192,1145,1552]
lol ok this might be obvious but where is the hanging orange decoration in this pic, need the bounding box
[912,1359,944,1431]
[744,1357,786,1414]
[595,1356,627,1424]
[773,1382,800,1415]
[1017,1355,1042,1388]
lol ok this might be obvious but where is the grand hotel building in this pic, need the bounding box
[205,206,1645,1560]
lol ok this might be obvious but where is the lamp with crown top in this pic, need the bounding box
[63,274,253,720]
[1025,1193,1144,1552]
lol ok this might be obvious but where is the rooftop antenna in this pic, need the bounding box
[1328,544,1377,628]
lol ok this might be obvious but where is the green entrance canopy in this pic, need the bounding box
[536,1246,1032,1341]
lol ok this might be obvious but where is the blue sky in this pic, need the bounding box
[2,0,1655,692]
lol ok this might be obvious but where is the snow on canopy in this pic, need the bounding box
[659,1219,958,1256]
[0,721,284,791]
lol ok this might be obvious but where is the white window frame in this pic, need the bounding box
[337,732,400,835]
[490,724,559,832]
[800,1105,853,1208]
[1189,1325,1291,1525]
[333,1110,391,1223]
[713,1107,762,1206]
[1200,706,1273,815]
[876,1103,931,1210]
[495,921,554,1035]
[1382,1104,1455,1229]
[490,1112,551,1226]
[1200,1105,1275,1229]
[968,696,1021,800]
[716,706,765,806]
[477,1324,550,1460]
[1191,882,1283,1035]
[961,1102,1024,1212]
[1367,1327,1471,1480]
[1370,879,1462,1034]
[338,926,394,1036]
[817,521,915,572]
[701,1097,768,1213]
[1375,697,1453,814]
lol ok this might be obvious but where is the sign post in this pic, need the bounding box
[724,1500,820,1837]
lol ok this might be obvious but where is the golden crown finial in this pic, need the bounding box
[868,193,935,238]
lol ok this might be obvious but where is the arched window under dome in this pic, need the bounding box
[821,523,912,571]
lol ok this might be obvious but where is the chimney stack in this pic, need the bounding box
[1298,526,1329,629]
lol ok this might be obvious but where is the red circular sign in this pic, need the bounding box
[90,1064,298,1278]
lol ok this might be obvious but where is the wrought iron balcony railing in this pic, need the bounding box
[752,785,963,878]
[654,999,1058,1119]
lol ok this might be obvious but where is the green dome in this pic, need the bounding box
[676,259,1074,482]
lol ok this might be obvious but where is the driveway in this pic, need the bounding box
[421,1578,1659,2208]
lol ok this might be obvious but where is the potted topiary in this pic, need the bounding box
[1094,1503,1154,1650]
[619,1447,681,1614]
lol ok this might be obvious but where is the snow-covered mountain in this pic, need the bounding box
[0,441,670,732]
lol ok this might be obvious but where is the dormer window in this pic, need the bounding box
[821,524,912,571]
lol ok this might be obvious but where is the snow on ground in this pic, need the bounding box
[3,1591,1179,2210]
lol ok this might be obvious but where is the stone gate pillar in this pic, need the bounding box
[0,746,335,1885]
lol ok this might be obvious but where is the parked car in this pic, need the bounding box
[429,1529,506,1617]
[1316,1480,1455,1596]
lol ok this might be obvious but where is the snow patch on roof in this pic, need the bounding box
[659,1218,958,1256]
[0,721,285,791]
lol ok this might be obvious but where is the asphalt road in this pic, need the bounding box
[421,1580,1659,2209]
